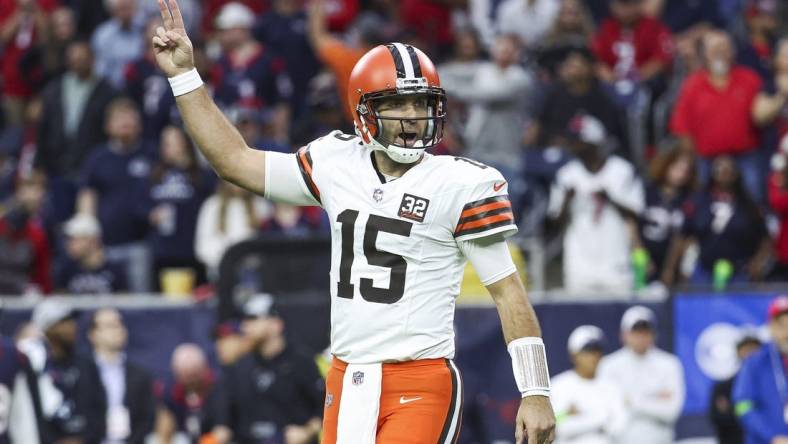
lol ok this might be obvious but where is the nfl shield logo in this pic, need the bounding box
[325,393,334,407]
[373,188,384,203]
[352,371,365,385]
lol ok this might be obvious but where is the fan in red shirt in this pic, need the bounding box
[768,137,788,280]
[0,171,52,295]
[0,0,59,126]
[592,0,673,99]
[670,30,765,201]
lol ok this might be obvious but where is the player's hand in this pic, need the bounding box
[771,437,788,444]
[153,0,194,77]
[515,396,555,444]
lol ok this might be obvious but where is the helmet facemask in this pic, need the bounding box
[356,86,446,164]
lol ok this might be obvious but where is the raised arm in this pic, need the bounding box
[152,0,266,194]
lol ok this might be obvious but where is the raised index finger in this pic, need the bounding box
[168,0,186,30]
[157,0,173,29]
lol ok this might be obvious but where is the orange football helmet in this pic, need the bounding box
[347,43,446,164]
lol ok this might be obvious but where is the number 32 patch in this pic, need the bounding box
[398,194,430,223]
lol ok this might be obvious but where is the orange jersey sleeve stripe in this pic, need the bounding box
[296,146,321,203]
[459,200,511,219]
[456,213,513,231]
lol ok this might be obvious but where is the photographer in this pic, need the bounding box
[769,134,788,280]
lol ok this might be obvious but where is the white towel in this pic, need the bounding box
[336,363,383,444]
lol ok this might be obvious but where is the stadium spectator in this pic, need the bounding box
[638,145,696,284]
[548,114,644,294]
[91,0,144,89]
[709,331,762,444]
[210,1,292,125]
[733,295,788,443]
[23,298,93,442]
[736,0,779,82]
[663,155,771,287]
[537,0,596,76]
[670,30,765,201]
[43,6,77,79]
[437,28,484,133]
[83,307,156,444]
[0,171,52,295]
[770,136,788,281]
[0,334,43,443]
[495,0,560,50]
[0,0,57,126]
[443,34,533,179]
[752,37,788,143]
[253,0,323,119]
[307,0,383,121]
[541,0,594,49]
[551,325,627,443]
[146,125,214,291]
[228,105,290,153]
[36,39,117,222]
[200,0,265,37]
[156,343,231,444]
[531,46,627,157]
[78,97,154,293]
[598,306,685,444]
[224,294,324,444]
[55,213,127,294]
[124,19,178,139]
[592,0,673,103]
[195,180,270,279]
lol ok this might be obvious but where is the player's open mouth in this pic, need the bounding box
[399,132,418,146]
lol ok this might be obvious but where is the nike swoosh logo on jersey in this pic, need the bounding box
[493,181,506,192]
[399,396,422,404]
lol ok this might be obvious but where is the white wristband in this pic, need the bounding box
[168,68,203,97]
[508,337,551,398]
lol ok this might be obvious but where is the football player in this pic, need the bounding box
[152,1,555,442]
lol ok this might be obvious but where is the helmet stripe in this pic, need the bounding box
[385,44,407,79]
[391,42,416,78]
[405,45,422,78]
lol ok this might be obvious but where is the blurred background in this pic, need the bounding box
[1,0,788,443]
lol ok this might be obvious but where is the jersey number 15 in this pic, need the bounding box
[336,209,413,304]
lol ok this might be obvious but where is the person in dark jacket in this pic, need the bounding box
[710,332,762,444]
[83,308,156,444]
[36,40,116,222]
[156,343,231,444]
[24,298,92,443]
[224,294,324,444]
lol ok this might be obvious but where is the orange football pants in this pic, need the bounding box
[322,357,463,444]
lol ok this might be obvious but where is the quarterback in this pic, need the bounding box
[153,0,555,442]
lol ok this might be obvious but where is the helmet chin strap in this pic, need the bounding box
[355,120,425,164]
[370,137,424,164]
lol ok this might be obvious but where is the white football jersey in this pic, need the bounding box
[267,131,517,363]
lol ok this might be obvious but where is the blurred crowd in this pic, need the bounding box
[4,294,326,444]
[3,294,686,444]
[2,0,788,296]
